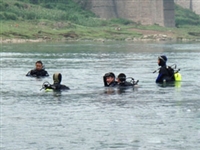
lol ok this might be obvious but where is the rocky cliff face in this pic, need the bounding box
[174,0,200,15]
[81,0,175,27]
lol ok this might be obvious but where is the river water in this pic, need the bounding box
[1,41,200,150]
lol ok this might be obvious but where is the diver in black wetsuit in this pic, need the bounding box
[156,55,175,83]
[103,72,118,87]
[26,60,49,77]
[43,73,70,91]
[117,73,135,87]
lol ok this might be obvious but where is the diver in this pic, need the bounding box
[26,60,49,77]
[42,73,70,91]
[117,73,139,87]
[103,72,118,87]
[155,55,175,83]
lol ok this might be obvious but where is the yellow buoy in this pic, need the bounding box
[174,73,182,81]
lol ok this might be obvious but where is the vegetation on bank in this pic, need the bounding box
[0,0,200,41]
[175,4,200,27]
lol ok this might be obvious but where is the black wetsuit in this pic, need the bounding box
[45,83,70,91]
[26,69,49,77]
[118,81,134,88]
[156,65,175,83]
[106,81,118,87]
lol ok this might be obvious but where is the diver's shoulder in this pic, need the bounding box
[61,84,70,90]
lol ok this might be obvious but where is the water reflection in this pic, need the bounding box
[104,86,139,95]
[156,81,182,88]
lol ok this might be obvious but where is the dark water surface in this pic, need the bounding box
[1,41,200,150]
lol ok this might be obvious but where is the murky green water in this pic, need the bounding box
[1,41,200,150]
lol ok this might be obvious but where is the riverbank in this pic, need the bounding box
[1,36,200,44]
[1,20,200,44]
[1,0,200,44]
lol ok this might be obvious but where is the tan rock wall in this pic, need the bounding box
[82,0,175,27]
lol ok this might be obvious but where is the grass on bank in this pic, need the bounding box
[1,0,200,40]
[0,0,143,40]
[0,0,107,27]
[0,20,144,40]
[2,19,200,41]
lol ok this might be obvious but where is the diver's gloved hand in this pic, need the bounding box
[44,84,50,88]
[41,81,51,90]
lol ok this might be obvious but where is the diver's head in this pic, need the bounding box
[117,73,126,83]
[158,55,167,66]
[104,72,115,85]
[35,60,43,70]
[53,73,62,84]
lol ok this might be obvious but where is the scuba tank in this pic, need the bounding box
[174,72,182,81]
[173,67,181,81]
[153,64,182,82]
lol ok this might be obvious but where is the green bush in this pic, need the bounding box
[110,18,133,25]
[42,3,54,9]
[29,0,39,4]
[26,12,37,19]
[17,0,29,2]
[176,17,200,26]
[0,3,5,11]
[56,4,67,11]
[175,4,200,26]
[0,2,9,11]
[0,12,6,20]
[4,12,18,20]
[59,13,69,20]
[14,2,24,9]
[0,0,110,27]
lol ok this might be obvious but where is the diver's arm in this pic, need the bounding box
[156,73,163,83]
[26,71,31,76]
[26,70,37,77]
[61,85,70,90]
[156,67,169,83]
[46,72,49,77]
[31,70,39,76]
[41,70,49,77]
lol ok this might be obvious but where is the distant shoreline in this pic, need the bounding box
[1,36,200,44]
[0,38,47,44]
[1,20,200,44]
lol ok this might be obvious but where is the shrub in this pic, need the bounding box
[4,12,18,20]
[175,4,200,26]
[29,0,39,4]
[14,2,24,9]
[42,3,54,9]
[26,12,37,19]
[110,18,133,25]
[0,3,5,11]
[0,2,9,11]
[0,12,6,20]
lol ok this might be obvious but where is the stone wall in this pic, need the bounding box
[83,0,175,27]
[174,0,200,15]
